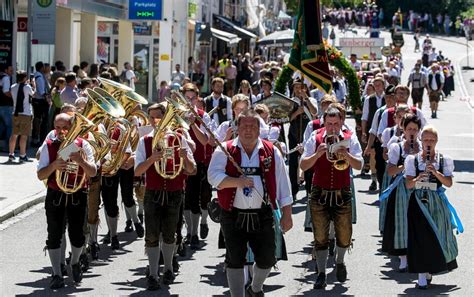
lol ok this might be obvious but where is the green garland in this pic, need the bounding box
[274,45,362,125]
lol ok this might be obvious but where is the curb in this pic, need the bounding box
[0,193,46,223]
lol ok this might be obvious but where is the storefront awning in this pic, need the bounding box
[211,27,241,45]
[214,15,257,39]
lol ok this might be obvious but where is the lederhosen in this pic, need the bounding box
[44,139,88,250]
[428,73,442,103]
[407,154,459,273]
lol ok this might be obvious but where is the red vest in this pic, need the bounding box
[46,138,87,191]
[144,135,187,191]
[312,119,323,131]
[217,139,277,211]
[312,128,351,189]
[188,108,213,164]
[387,106,418,127]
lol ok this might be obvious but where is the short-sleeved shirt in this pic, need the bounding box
[404,153,454,177]
[37,139,95,171]
[11,83,34,116]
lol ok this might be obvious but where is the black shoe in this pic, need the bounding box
[71,263,83,283]
[336,263,347,283]
[200,224,209,239]
[162,269,175,285]
[111,236,120,250]
[184,234,191,245]
[328,239,335,257]
[8,154,15,162]
[246,284,264,297]
[49,275,65,289]
[177,243,186,257]
[417,283,428,290]
[125,220,133,232]
[138,213,144,224]
[431,112,435,119]
[102,231,111,244]
[79,253,89,272]
[60,263,68,276]
[398,267,408,273]
[313,273,327,289]
[190,235,199,250]
[90,242,100,260]
[19,155,29,162]
[369,181,377,191]
[147,275,160,291]
[173,256,180,272]
[134,222,144,238]
[145,265,150,277]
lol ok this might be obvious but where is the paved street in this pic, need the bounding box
[1,31,473,296]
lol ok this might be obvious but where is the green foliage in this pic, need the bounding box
[284,0,299,16]
[461,6,474,18]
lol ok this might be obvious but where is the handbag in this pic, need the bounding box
[207,198,222,223]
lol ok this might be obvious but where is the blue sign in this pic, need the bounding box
[129,0,162,21]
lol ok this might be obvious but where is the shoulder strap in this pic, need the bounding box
[439,153,444,174]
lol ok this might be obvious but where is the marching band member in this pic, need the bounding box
[405,126,462,289]
[135,103,196,290]
[288,78,317,200]
[300,107,362,289]
[380,114,422,273]
[182,83,213,249]
[208,109,293,296]
[215,94,250,143]
[37,114,97,289]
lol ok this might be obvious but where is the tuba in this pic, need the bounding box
[56,113,96,194]
[325,134,350,171]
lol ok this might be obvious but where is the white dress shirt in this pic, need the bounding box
[301,129,363,168]
[207,137,292,209]
[11,83,34,116]
[377,107,426,136]
[37,139,95,171]
[210,94,232,125]
[404,153,454,177]
[368,106,385,136]
[362,94,384,121]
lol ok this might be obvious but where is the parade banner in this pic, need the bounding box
[288,0,332,93]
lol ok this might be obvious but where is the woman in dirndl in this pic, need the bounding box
[404,126,463,289]
[380,113,421,272]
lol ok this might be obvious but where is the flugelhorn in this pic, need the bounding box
[56,113,96,194]
[325,133,350,171]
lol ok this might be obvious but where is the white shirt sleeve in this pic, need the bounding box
[381,128,392,148]
[303,121,313,144]
[207,145,231,189]
[442,155,455,177]
[226,98,233,121]
[216,121,230,143]
[37,144,51,171]
[349,132,363,162]
[134,137,147,170]
[361,97,371,121]
[377,109,389,136]
[274,147,293,208]
[301,131,316,159]
[82,140,96,165]
[415,108,427,128]
[388,142,402,165]
[1,76,10,93]
[404,155,416,177]
[268,126,280,142]
[369,109,380,135]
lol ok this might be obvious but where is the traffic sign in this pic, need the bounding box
[129,0,163,21]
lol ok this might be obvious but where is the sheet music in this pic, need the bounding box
[58,142,80,160]
[329,139,350,154]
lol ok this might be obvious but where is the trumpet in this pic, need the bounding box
[56,113,96,194]
[325,134,350,171]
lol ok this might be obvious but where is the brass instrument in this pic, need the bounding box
[56,113,96,194]
[325,134,350,171]
[152,101,189,179]
[101,117,133,177]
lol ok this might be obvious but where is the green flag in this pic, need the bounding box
[288,0,332,94]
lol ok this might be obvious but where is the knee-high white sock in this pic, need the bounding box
[162,243,176,272]
[184,210,192,235]
[418,273,428,286]
[89,223,98,243]
[201,209,209,225]
[126,206,139,223]
[138,201,144,216]
[251,264,271,292]
[60,233,67,264]
[329,221,335,240]
[243,265,250,284]
[48,248,62,277]
[147,246,161,278]
[226,268,245,297]
[82,233,90,254]
[336,246,347,264]
[124,205,131,221]
[107,216,118,237]
[316,250,329,274]
[191,213,200,236]
[70,245,83,265]
[399,255,407,269]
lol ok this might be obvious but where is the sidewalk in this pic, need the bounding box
[0,149,46,222]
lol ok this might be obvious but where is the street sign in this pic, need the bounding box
[32,0,56,45]
[128,0,163,21]
[381,46,392,57]
[17,17,27,32]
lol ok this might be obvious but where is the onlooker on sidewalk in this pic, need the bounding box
[224,60,237,96]
[60,72,79,105]
[31,61,50,146]
[121,62,138,90]
[48,77,66,130]
[9,70,34,162]
[0,64,13,151]
[171,64,185,86]
[77,61,89,80]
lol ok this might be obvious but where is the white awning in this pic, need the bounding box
[214,15,258,39]
[188,20,241,45]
